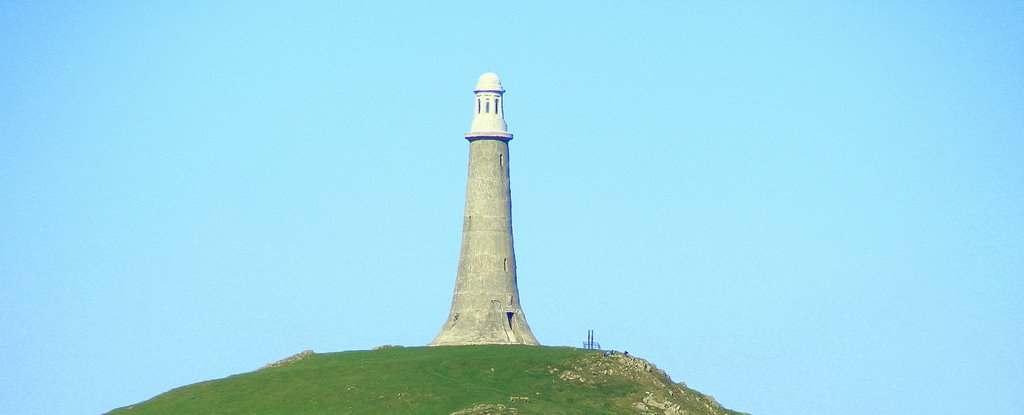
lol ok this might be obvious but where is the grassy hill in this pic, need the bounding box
[106,345,746,415]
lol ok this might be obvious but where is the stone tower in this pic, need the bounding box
[430,73,540,346]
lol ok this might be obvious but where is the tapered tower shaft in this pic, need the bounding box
[431,73,539,346]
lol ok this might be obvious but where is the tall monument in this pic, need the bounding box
[430,73,540,346]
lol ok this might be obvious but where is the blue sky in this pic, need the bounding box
[2,2,1022,414]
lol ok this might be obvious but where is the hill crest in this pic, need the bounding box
[106,345,746,415]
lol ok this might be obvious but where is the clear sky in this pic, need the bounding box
[2,2,1022,414]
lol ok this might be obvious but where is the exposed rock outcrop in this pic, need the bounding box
[261,350,315,369]
[449,403,518,415]
[552,352,736,415]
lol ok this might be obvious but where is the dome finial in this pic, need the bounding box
[475,72,504,93]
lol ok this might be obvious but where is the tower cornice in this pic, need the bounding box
[465,132,513,141]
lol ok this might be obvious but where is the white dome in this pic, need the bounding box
[474,72,504,92]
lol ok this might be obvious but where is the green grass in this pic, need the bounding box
[107,345,744,415]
